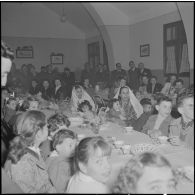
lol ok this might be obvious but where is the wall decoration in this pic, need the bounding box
[50,53,63,64]
[16,46,33,58]
[140,44,150,57]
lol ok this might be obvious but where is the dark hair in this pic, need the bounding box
[73,136,111,173]
[16,100,30,112]
[78,100,92,112]
[140,98,152,106]
[175,78,184,85]
[129,60,135,65]
[166,74,177,82]
[177,93,194,108]
[156,94,172,105]
[74,85,82,90]
[108,98,119,108]
[47,113,70,136]
[150,75,157,80]
[8,110,46,164]
[112,152,175,194]
[52,129,77,150]
[119,86,129,96]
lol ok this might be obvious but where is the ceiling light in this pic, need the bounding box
[60,7,67,23]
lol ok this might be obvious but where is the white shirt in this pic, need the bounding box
[66,171,109,194]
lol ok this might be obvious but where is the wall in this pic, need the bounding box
[128,11,193,86]
[2,36,87,80]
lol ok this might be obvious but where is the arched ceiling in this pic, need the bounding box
[1,2,178,38]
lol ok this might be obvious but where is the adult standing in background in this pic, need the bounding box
[20,64,31,93]
[110,63,127,84]
[37,66,48,85]
[80,62,94,85]
[61,67,75,97]
[127,60,140,93]
[94,63,108,85]
[138,62,152,84]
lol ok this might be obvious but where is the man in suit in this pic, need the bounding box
[111,63,127,84]
[127,60,140,92]
[138,62,152,84]
[147,75,163,94]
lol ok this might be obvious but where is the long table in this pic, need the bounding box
[42,110,194,194]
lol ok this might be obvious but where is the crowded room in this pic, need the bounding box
[1,2,194,194]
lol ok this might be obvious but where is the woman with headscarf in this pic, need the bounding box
[71,85,96,112]
[114,86,143,126]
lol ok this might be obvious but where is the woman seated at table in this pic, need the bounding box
[112,152,177,194]
[114,86,143,126]
[169,93,194,150]
[82,78,95,98]
[70,85,96,112]
[142,95,173,137]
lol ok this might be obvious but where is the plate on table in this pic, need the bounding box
[130,143,157,155]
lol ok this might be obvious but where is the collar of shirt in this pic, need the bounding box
[28,146,41,156]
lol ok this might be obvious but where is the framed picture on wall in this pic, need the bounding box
[50,53,63,64]
[140,44,150,57]
[16,46,33,58]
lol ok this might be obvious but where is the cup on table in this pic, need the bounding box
[168,136,180,146]
[121,144,131,155]
[125,126,133,133]
[114,140,124,149]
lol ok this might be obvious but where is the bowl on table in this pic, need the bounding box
[158,136,168,144]
[114,140,124,149]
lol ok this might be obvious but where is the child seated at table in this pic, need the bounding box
[133,98,153,132]
[46,129,77,193]
[106,98,126,127]
[39,113,70,161]
[78,100,97,121]
[112,152,177,194]
[3,97,17,123]
[142,95,173,138]
[169,93,194,150]
[66,136,111,193]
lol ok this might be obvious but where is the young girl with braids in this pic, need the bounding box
[5,110,56,193]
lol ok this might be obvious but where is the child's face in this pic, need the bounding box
[113,101,120,112]
[57,138,77,157]
[82,105,90,113]
[156,101,172,117]
[143,104,152,113]
[8,100,17,110]
[83,147,111,183]
[136,166,176,194]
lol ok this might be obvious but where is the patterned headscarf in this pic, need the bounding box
[114,86,143,118]
[71,85,96,111]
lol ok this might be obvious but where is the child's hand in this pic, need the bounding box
[148,129,162,138]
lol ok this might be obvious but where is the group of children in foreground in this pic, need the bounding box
[2,92,193,193]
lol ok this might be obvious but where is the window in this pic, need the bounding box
[163,21,190,77]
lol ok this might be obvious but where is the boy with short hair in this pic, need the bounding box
[169,93,194,150]
[133,98,152,132]
[142,95,173,137]
[46,129,77,193]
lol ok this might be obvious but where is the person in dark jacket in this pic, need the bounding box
[111,63,127,84]
[29,79,40,95]
[52,78,66,101]
[127,60,140,93]
[40,80,53,101]
[138,62,152,84]
[147,75,163,94]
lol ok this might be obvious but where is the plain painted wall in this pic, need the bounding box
[2,36,87,80]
